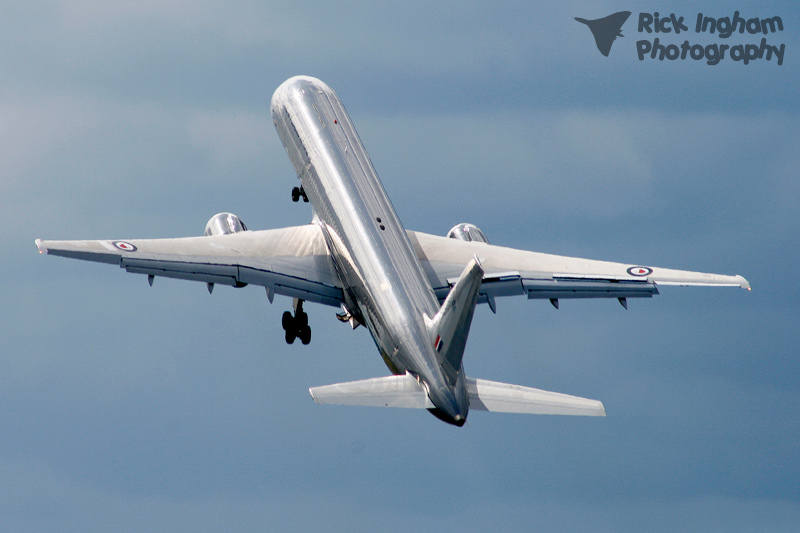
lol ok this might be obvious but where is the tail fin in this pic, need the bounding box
[426,257,484,383]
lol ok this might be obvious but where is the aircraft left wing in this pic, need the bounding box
[407,230,750,309]
[36,224,344,307]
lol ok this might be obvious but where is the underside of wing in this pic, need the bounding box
[407,230,750,306]
[36,224,343,307]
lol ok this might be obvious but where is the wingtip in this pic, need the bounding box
[737,276,751,290]
[35,239,47,254]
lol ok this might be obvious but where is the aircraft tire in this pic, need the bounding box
[299,325,311,345]
[282,311,294,330]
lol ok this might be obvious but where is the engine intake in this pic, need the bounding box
[446,223,489,244]
[205,213,248,236]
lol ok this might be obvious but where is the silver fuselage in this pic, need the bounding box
[271,76,468,425]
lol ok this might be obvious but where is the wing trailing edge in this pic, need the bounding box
[309,373,606,416]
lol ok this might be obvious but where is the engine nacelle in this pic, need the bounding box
[204,213,248,236]
[446,223,489,244]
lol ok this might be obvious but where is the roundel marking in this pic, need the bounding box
[113,241,137,252]
[627,266,653,277]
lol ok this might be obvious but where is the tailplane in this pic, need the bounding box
[309,372,606,417]
[467,378,605,416]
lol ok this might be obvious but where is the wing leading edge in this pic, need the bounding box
[36,224,343,307]
[407,230,750,306]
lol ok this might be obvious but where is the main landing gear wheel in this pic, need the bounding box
[291,186,309,203]
[282,299,311,345]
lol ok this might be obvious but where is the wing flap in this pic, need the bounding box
[122,258,240,287]
[523,278,658,300]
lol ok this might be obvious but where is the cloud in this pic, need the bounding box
[359,107,797,237]
[187,109,273,169]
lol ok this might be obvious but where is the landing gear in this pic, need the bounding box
[291,186,309,203]
[282,299,311,344]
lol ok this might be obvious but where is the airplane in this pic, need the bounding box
[35,76,750,426]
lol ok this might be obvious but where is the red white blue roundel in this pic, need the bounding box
[112,241,137,252]
[627,266,653,277]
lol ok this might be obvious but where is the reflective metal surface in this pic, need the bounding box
[271,76,468,424]
[204,212,248,236]
[447,223,489,244]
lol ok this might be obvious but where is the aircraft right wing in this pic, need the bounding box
[407,230,750,309]
[36,224,344,307]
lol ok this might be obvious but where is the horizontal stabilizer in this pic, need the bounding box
[310,373,605,416]
[467,378,605,416]
[309,373,433,409]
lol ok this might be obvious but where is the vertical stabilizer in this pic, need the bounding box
[426,258,484,384]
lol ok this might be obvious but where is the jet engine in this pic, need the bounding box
[446,223,489,244]
[204,212,248,236]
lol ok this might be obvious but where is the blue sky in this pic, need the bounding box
[3,2,799,531]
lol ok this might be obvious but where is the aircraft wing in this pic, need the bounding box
[407,230,750,308]
[35,224,344,307]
